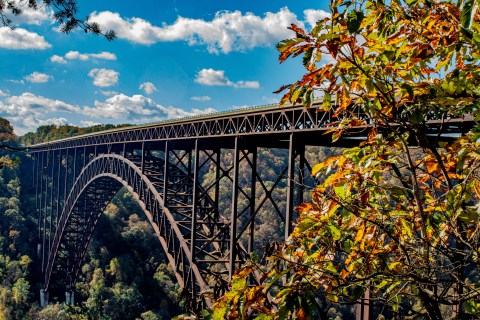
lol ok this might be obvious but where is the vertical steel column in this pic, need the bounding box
[72,146,78,280]
[214,148,221,222]
[248,147,257,254]
[63,148,69,213]
[33,153,37,215]
[163,141,170,212]
[229,136,240,279]
[42,150,49,272]
[190,139,199,262]
[141,141,145,174]
[356,289,371,320]
[285,133,295,240]
[36,152,43,259]
[72,147,77,183]
[55,150,62,230]
[83,146,87,168]
[37,152,44,240]
[296,144,306,205]
[48,150,55,261]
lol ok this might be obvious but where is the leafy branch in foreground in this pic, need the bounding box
[0,0,115,39]
[210,0,480,319]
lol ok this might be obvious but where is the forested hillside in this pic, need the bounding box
[20,124,131,146]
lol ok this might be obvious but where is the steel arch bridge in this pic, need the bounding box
[29,102,473,317]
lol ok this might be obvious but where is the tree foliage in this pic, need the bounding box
[210,0,480,319]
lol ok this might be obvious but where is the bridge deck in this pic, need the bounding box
[31,102,300,147]
[29,100,472,151]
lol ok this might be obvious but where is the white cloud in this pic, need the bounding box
[83,94,216,122]
[0,92,217,134]
[233,81,260,89]
[3,93,81,115]
[50,55,67,64]
[139,82,157,95]
[80,120,101,127]
[195,68,260,89]
[0,92,81,133]
[191,96,211,102]
[65,50,117,61]
[0,27,51,49]
[4,0,53,25]
[5,79,24,85]
[98,90,119,96]
[88,68,119,87]
[88,8,303,53]
[0,90,8,97]
[303,9,330,28]
[25,72,52,83]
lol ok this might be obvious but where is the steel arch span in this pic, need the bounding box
[43,151,244,310]
[29,102,475,318]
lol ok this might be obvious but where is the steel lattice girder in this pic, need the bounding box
[29,102,473,152]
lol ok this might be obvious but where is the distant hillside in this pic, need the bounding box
[19,123,131,146]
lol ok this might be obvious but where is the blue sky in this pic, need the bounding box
[0,0,329,134]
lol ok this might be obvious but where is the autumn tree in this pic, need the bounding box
[209,0,480,319]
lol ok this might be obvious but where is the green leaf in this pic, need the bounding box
[461,0,477,29]
[303,47,314,67]
[327,223,341,240]
[323,92,332,111]
[347,10,365,33]
[334,185,346,199]
[212,304,228,320]
[232,276,247,291]
[324,261,337,273]
[460,26,474,41]
[264,269,288,293]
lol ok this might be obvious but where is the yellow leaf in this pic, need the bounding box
[311,163,324,176]
[354,223,365,242]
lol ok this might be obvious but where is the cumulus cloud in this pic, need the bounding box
[50,55,67,64]
[0,90,8,97]
[83,94,216,121]
[25,72,52,83]
[0,92,216,134]
[89,8,313,53]
[3,0,53,25]
[88,68,119,87]
[139,82,157,95]
[3,93,81,114]
[191,96,211,102]
[0,27,51,49]
[0,92,81,133]
[64,50,117,61]
[80,120,101,127]
[195,68,260,89]
[303,9,330,28]
[98,90,119,96]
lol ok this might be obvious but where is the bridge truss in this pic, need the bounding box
[29,102,472,317]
